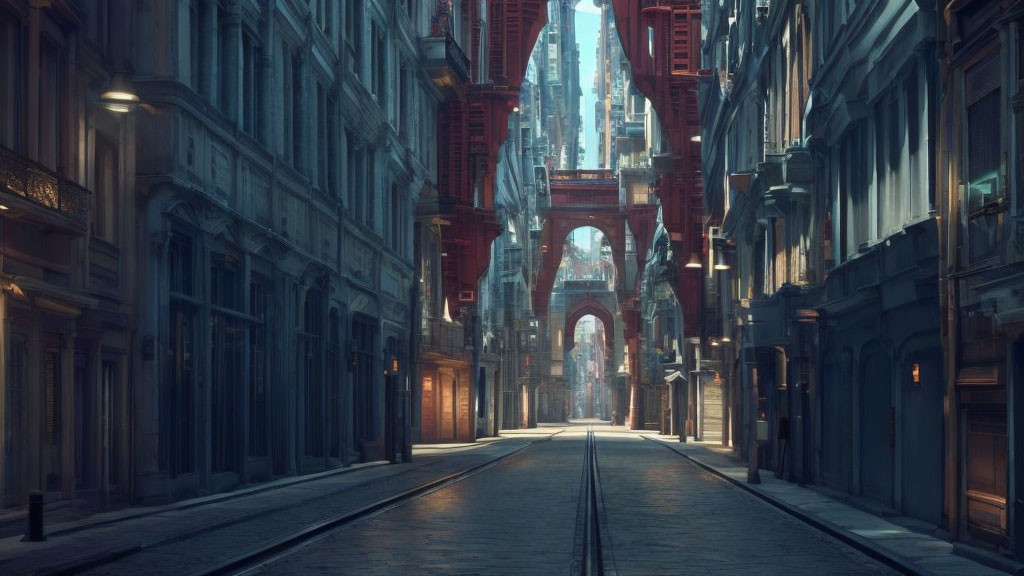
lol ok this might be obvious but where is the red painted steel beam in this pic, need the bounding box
[434,1,548,318]
[611,0,706,337]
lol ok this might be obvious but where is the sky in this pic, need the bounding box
[575,6,601,169]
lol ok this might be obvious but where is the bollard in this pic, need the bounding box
[23,491,45,542]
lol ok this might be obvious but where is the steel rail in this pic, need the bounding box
[32,439,544,576]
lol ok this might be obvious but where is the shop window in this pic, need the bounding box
[328,310,341,458]
[303,289,325,457]
[248,277,268,457]
[352,315,377,443]
[210,254,243,473]
[168,233,196,476]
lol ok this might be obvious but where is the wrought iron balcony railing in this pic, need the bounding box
[0,146,90,227]
[419,317,472,358]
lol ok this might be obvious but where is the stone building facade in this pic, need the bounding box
[701,0,947,528]
[0,0,439,510]
[939,0,1024,554]
[1,0,136,510]
[700,0,1024,560]
[127,0,434,502]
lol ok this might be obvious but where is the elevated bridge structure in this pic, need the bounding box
[424,0,704,429]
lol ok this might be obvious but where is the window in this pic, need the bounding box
[74,351,93,489]
[398,63,408,135]
[303,289,325,457]
[89,0,111,55]
[39,38,64,173]
[346,0,362,59]
[249,277,268,457]
[353,145,366,221]
[346,129,358,211]
[94,134,119,242]
[317,83,327,188]
[101,360,121,488]
[210,253,242,472]
[242,32,258,137]
[218,6,229,113]
[373,23,387,109]
[327,310,341,459]
[352,315,376,442]
[292,53,303,171]
[315,0,331,33]
[168,234,196,476]
[366,148,376,229]
[280,43,292,160]
[964,55,1002,263]
[189,1,202,93]
[327,96,338,197]
[0,5,23,152]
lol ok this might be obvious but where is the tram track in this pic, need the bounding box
[28,435,555,576]
[572,427,616,576]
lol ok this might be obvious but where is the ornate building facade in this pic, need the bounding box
[699,0,1024,560]
[1,0,136,510]
[1,0,439,510]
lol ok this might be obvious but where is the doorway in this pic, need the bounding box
[860,342,894,507]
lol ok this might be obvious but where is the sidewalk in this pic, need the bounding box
[0,435,545,575]
[645,435,1022,576]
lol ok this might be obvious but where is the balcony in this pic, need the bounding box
[420,33,470,100]
[420,317,472,362]
[0,146,90,231]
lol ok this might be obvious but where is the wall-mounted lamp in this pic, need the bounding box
[684,253,702,268]
[690,134,702,143]
[911,363,920,385]
[513,106,520,113]
[713,252,731,270]
[0,204,8,211]
[99,73,140,113]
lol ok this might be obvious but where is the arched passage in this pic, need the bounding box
[533,173,628,318]
[565,314,611,421]
[424,0,705,433]
[564,298,616,356]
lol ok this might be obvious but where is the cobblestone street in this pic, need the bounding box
[242,427,895,576]
[2,425,1012,575]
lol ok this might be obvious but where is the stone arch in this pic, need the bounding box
[564,298,617,356]
[534,214,627,317]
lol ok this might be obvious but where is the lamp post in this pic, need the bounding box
[743,314,762,484]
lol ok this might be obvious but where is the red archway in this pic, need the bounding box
[564,297,616,355]
[424,0,706,429]
[425,1,704,336]
[533,170,626,318]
